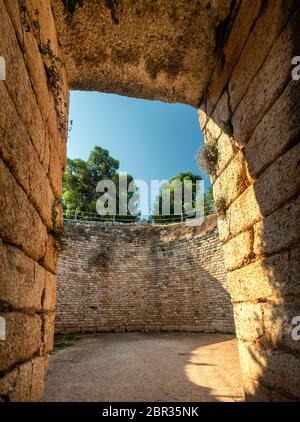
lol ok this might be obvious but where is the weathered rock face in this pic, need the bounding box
[51,0,234,106]
[0,0,68,401]
[0,0,299,403]
[198,0,300,402]
[56,216,234,334]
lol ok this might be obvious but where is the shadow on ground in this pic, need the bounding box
[43,332,244,402]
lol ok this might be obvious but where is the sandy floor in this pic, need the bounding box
[43,332,244,402]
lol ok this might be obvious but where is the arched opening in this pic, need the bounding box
[42,91,241,401]
[0,0,299,402]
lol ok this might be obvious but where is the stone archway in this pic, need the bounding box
[0,0,299,401]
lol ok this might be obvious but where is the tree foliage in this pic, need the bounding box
[62,146,138,221]
[150,172,214,224]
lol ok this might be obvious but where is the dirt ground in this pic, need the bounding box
[43,332,244,402]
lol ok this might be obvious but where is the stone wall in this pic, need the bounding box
[0,0,67,401]
[198,0,300,401]
[56,216,234,334]
[0,0,299,402]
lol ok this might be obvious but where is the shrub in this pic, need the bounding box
[197,140,218,176]
[214,197,227,218]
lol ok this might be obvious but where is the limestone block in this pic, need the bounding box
[253,143,300,217]
[232,9,300,145]
[197,108,207,131]
[234,303,264,341]
[205,117,222,143]
[40,234,59,274]
[217,215,230,243]
[0,242,44,311]
[213,150,249,205]
[211,90,231,135]
[0,159,47,262]
[30,356,48,402]
[262,302,300,356]
[0,312,42,372]
[253,195,300,256]
[206,0,262,114]
[223,230,253,271]
[42,269,57,311]
[227,252,289,303]
[246,80,300,178]
[41,313,55,354]
[291,246,300,299]
[227,185,262,237]
[0,357,47,401]
[262,351,300,399]
[3,0,23,43]
[0,2,48,166]
[5,362,32,401]
[216,133,237,176]
[229,0,296,111]
[0,84,53,228]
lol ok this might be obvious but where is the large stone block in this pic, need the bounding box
[262,302,300,356]
[0,356,47,401]
[246,80,300,178]
[213,150,249,206]
[2,362,32,401]
[3,0,23,43]
[216,132,237,176]
[0,83,54,228]
[206,0,262,114]
[204,117,222,143]
[237,340,266,383]
[227,252,290,303]
[0,312,42,372]
[0,1,48,167]
[211,90,232,135]
[0,242,44,311]
[0,158,47,262]
[253,195,300,256]
[234,303,264,341]
[197,108,207,131]
[262,351,300,399]
[222,230,253,271]
[41,313,55,354]
[253,143,300,217]
[232,9,300,145]
[40,233,59,274]
[229,0,296,111]
[30,356,48,402]
[226,185,262,237]
[42,269,57,311]
[291,246,300,298]
[237,341,300,400]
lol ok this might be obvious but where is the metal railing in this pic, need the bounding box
[63,209,215,225]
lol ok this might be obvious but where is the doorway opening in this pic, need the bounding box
[44,91,242,402]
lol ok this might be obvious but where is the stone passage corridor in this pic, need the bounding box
[43,333,244,402]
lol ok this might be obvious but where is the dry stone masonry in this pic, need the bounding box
[56,216,234,334]
[198,0,300,401]
[0,0,299,402]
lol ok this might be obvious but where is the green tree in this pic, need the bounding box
[150,172,203,224]
[62,146,139,221]
[204,186,214,215]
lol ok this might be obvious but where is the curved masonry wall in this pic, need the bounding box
[56,215,235,334]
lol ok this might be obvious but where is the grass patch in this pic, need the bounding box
[52,334,81,353]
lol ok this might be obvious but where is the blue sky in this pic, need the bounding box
[68,91,210,193]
